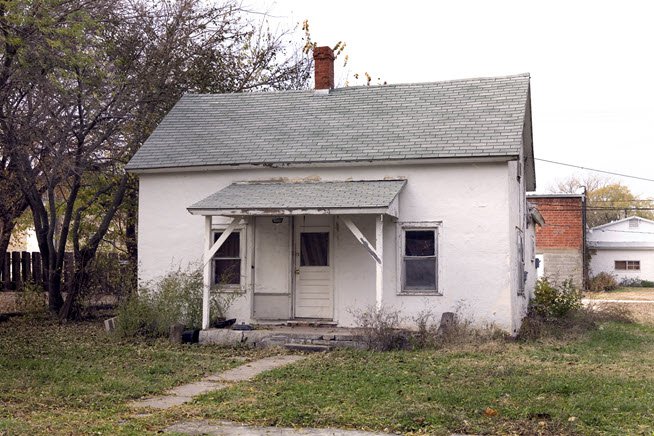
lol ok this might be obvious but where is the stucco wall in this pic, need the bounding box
[137,161,520,331]
[590,249,654,282]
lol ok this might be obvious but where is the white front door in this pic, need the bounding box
[294,216,333,319]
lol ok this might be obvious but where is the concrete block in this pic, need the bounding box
[199,329,243,346]
[104,317,118,332]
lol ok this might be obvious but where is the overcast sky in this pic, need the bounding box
[259,0,654,197]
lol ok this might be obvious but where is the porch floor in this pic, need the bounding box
[199,325,365,349]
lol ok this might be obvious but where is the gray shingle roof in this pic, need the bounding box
[126,74,530,171]
[187,180,406,212]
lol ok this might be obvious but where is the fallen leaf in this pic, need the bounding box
[484,407,498,417]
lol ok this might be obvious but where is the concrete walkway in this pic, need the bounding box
[165,420,396,435]
[131,355,306,410]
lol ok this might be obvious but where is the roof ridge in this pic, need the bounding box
[182,73,531,98]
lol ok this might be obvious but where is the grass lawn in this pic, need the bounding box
[2,314,654,435]
[185,322,654,436]
[0,313,275,435]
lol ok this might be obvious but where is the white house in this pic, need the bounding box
[588,216,654,282]
[126,46,539,334]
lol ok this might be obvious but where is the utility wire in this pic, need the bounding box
[535,158,654,183]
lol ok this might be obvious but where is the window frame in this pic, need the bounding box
[397,222,441,296]
[211,227,245,292]
[516,228,525,296]
[615,260,640,271]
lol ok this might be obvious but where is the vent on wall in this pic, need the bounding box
[629,219,639,228]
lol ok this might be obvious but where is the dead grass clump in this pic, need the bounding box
[518,304,635,341]
[410,309,509,350]
[588,303,635,324]
[351,305,411,351]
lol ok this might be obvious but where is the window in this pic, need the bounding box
[517,229,525,295]
[300,232,329,266]
[615,260,640,271]
[212,231,242,286]
[401,228,438,292]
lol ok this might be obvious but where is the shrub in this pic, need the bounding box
[15,281,47,315]
[351,305,409,351]
[588,272,618,292]
[411,309,438,349]
[518,303,634,341]
[531,277,582,318]
[115,265,241,339]
[619,277,654,288]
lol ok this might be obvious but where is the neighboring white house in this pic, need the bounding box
[125,46,539,334]
[588,216,654,282]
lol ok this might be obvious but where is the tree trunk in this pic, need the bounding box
[0,220,14,277]
[60,174,129,320]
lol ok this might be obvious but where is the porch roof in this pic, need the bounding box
[187,179,406,218]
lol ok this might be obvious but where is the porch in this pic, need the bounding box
[187,180,407,330]
[199,324,365,350]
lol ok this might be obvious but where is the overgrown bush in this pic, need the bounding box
[411,309,438,349]
[518,303,634,341]
[351,305,410,351]
[519,278,634,341]
[115,265,241,339]
[15,281,47,314]
[531,277,582,318]
[619,277,654,288]
[588,272,619,292]
[75,254,137,318]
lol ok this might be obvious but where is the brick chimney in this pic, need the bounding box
[313,46,335,90]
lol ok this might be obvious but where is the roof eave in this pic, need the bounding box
[126,155,518,174]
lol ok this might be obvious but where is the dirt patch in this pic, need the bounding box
[584,287,654,301]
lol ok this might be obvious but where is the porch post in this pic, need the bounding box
[202,216,212,329]
[375,214,383,310]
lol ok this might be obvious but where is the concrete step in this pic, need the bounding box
[284,343,332,353]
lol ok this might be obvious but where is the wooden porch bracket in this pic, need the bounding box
[203,216,242,329]
[339,215,384,309]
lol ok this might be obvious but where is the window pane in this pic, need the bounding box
[214,232,240,258]
[615,261,626,270]
[214,259,241,285]
[405,230,435,256]
[404,258,436,290]
[300,232,329,266]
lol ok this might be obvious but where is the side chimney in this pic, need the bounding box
[313,46,335,90]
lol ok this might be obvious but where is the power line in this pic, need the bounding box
[535,158,654,183]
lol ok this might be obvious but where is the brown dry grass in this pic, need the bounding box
[588,301,654,325]
[584,287,654,301]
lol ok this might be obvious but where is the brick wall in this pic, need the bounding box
[530,197,583,249]
[529,196,585,287]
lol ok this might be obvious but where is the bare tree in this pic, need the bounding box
[551,175,654,227]
[1,0,311,318]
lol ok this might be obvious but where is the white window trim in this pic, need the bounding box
[396,221,442,296]
[211,225,246,292]
[614,260,640,271]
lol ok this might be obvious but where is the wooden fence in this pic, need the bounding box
[1,251,75,292]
